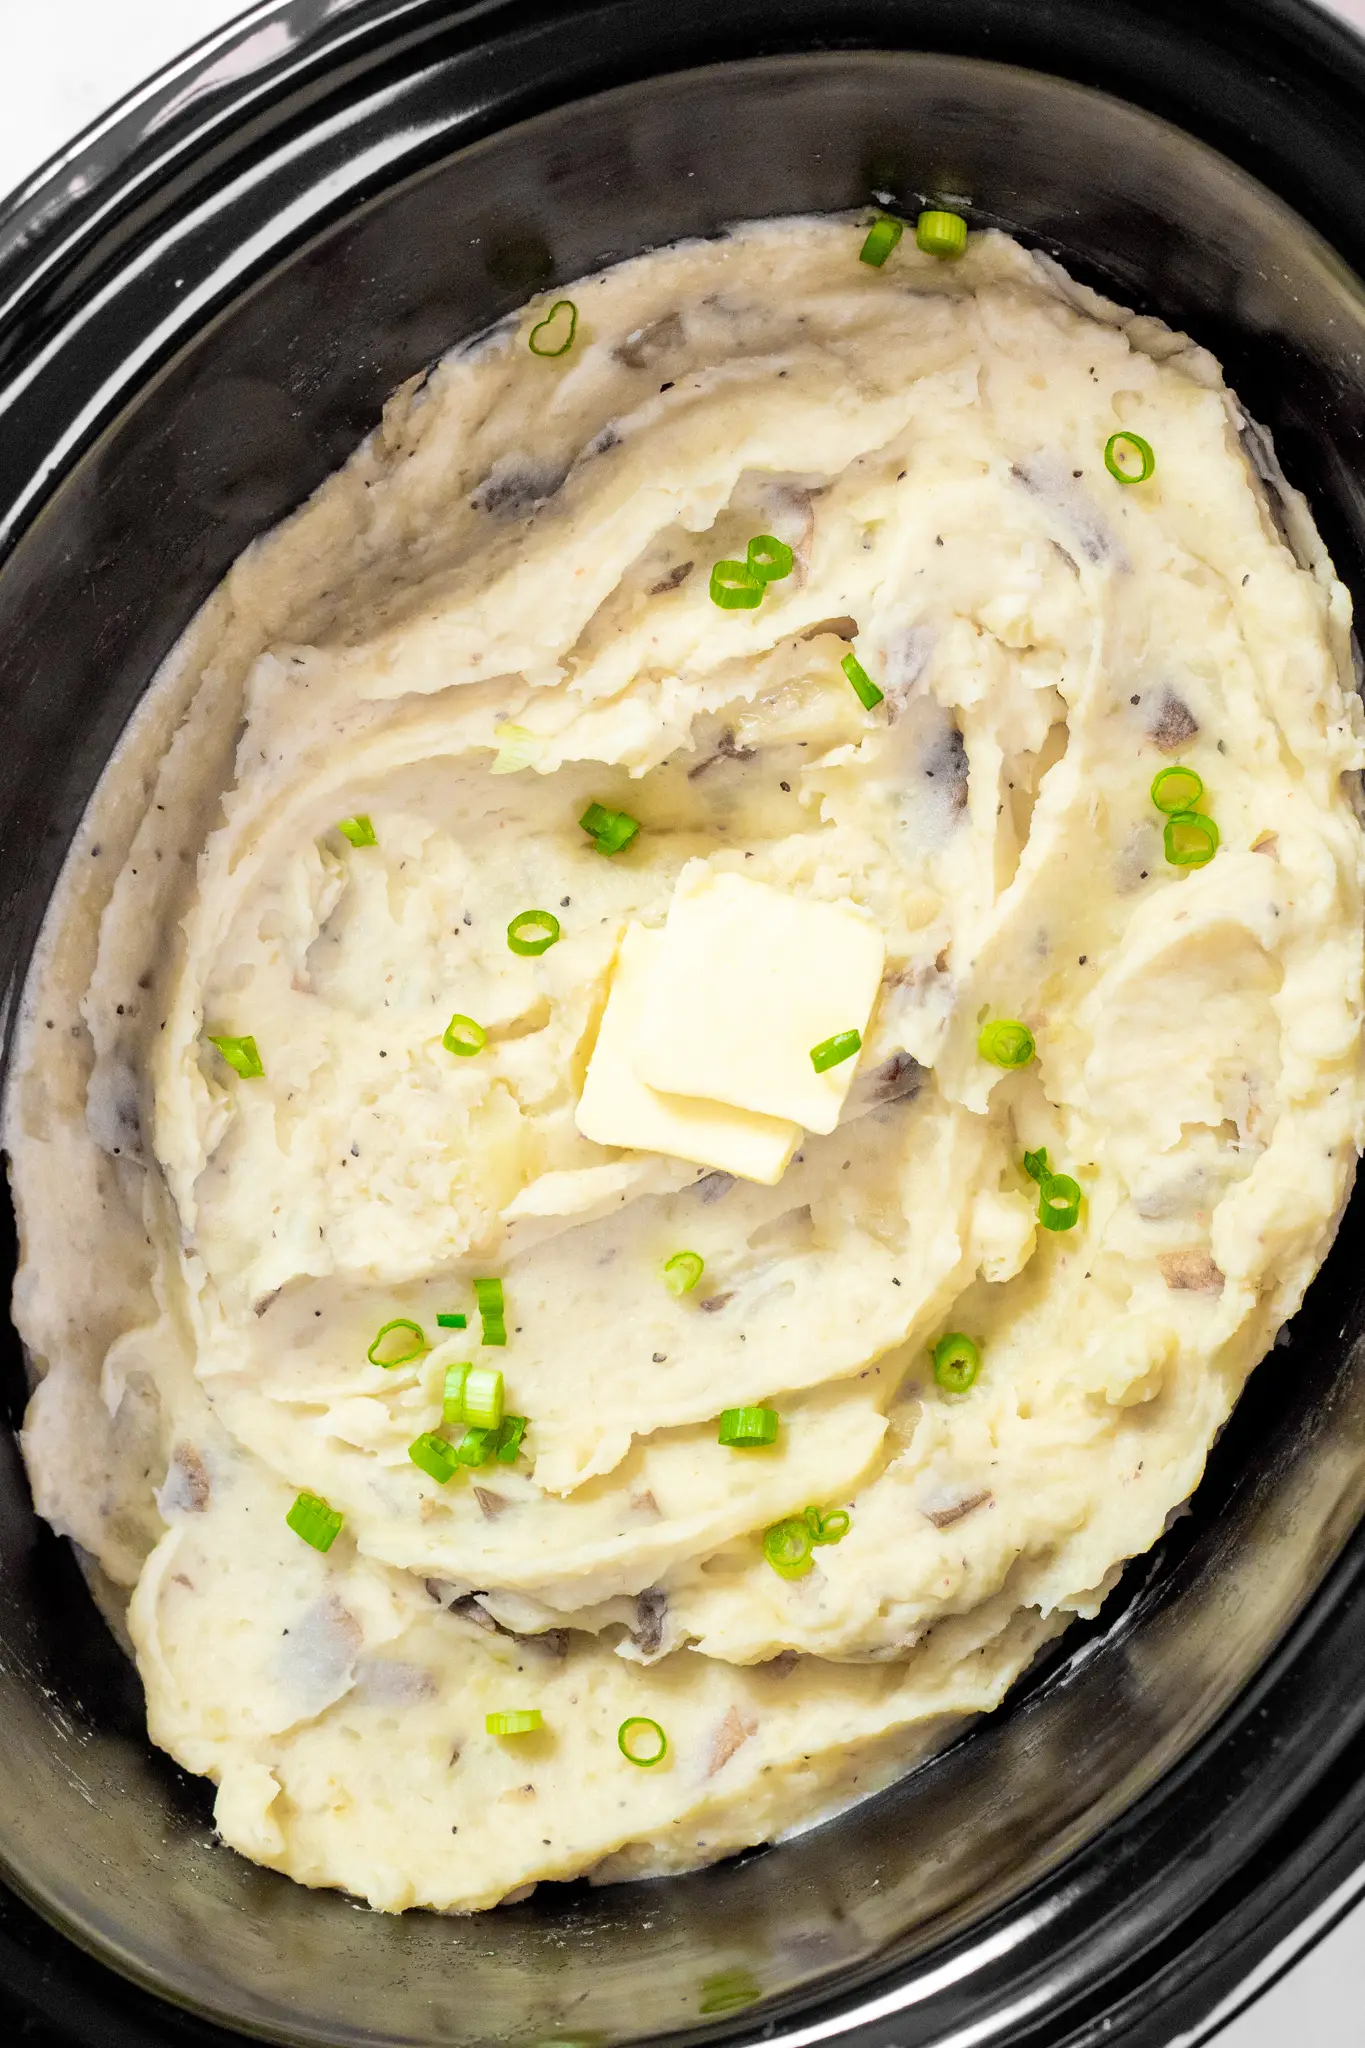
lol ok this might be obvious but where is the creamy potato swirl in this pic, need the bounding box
[8,221,1364,1912]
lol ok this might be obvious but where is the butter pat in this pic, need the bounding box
[576,923,800,1184]
[634,863,885,1135]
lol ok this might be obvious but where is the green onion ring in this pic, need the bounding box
[408,1432,459,1484]
[1150,765,1204,814]
[859,215,904,267]
[579,801,640,855]
[710,559,764,609]
[208,1033,265,1079]
[763,1518,815,1579]
[811,1028,861,1073]
[1104,430,1156,484]
[916,209,968,258]
[1038,1172,1083,1232]
[931,1331,981,1394]
[1163,810,1220,867]
[337,814,376,847]
[486,1709,543,1735]
[528,301,577,357]
[443,1013,487,1057]
[977,1018,1035,1069]
[1022,1146,1050,1185]
[507,908,561,956]
[842,651,884,710]
[718,1405,779,1448]
[442,1361,471,1423]
[286,1491,343,1552]
[618,1715,669,1767]
[663,1250,704,1296]
[463,1364,505,1430]
[805,1505,851,1545]
[747,534,794,583]
[367,1317,426,1368]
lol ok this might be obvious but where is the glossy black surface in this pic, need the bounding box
[4,3,1365,2045]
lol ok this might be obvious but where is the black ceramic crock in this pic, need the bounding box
[4,2,1365,2044]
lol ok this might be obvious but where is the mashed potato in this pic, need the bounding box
[8,219,1365,1912]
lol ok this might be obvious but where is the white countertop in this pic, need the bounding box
[0,2,1363,2041]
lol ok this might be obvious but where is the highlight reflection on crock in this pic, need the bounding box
[9,208,1363,1915]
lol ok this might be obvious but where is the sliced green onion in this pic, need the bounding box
[718,1405,779,1448]
[663,1250,704,1296]
[408,1431,460,1484]
[442,1361,471,1424]
[436,1312,467,1329]
[337,814,376,847]
[367,1317,426,1368]
[806,1505,851,1545]
[475,1278,507,1348]
[699,1970,762,2016]
[579,801,640,856]
[528,300,577,358]
[842,651,885,710]
[487,1709,543,1735]
[208,1033,264,1079]
[508,908,561,956]
[763,1517,814,1579]
[1022,1146,1050,1185]
[490,724,540,775]
[454,1425,496,1467]
[286,1490,343,1553]
[495,1414,528,1464]
[444,1013,487,1057]
[1039,1172,1083,1232]
[1163,811,1219,868]
[811,1028,861,1074]
[932,1331,981,1394]
[747,534,794,583]
[710,559,764,610]
[916,209,968,258]
[481,1316,507,1348]
[1151,765,1204,814]
[618,1715,668,1766]
[978,1019,1035,1069]
[463,1364,505,1429]
[1104,430,1156,484]
[859,214,904,267]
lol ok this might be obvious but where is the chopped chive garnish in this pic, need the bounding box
[528,300,577,358]
[1022,1146,1050,1185]
[444,1013,487,1057]
[718,1405,779,1448]
[408,1431,460,1484]
[1163,811,1219,867]
[1104,430,1156,484]
[1151,765,1204,814]
[931,1331,981,1394]
[699,1970,762,2017]
[916,209,968,258]
[663,1250,704,1296]
[286,1490,343,1552]
[507,908,561,956]
[337,814,376,847]
[618,1715,669,1766]
[486,1709,543,1735]
[436,1312,467,1329]
[443,1361,471,1424]
[811,1028,861,1073]
[491,724,539,775]
[747,534,794,583]
[463,1364,505,1429]
[367,1317,426,1368]
[842,651,884,709]
[579,801,640,856]
[763,1517,814,1579]
[208,1033,264,1079]
[495,1414,528,1464]
[859,214,904,267]
[710,559,764,610]
[978,1018,1035,1069]
[805,1505,851,1545]
[454,1425,496,1467]
[1038,1172,1083,1232]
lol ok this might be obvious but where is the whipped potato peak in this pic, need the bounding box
[7,217,1364,1915]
